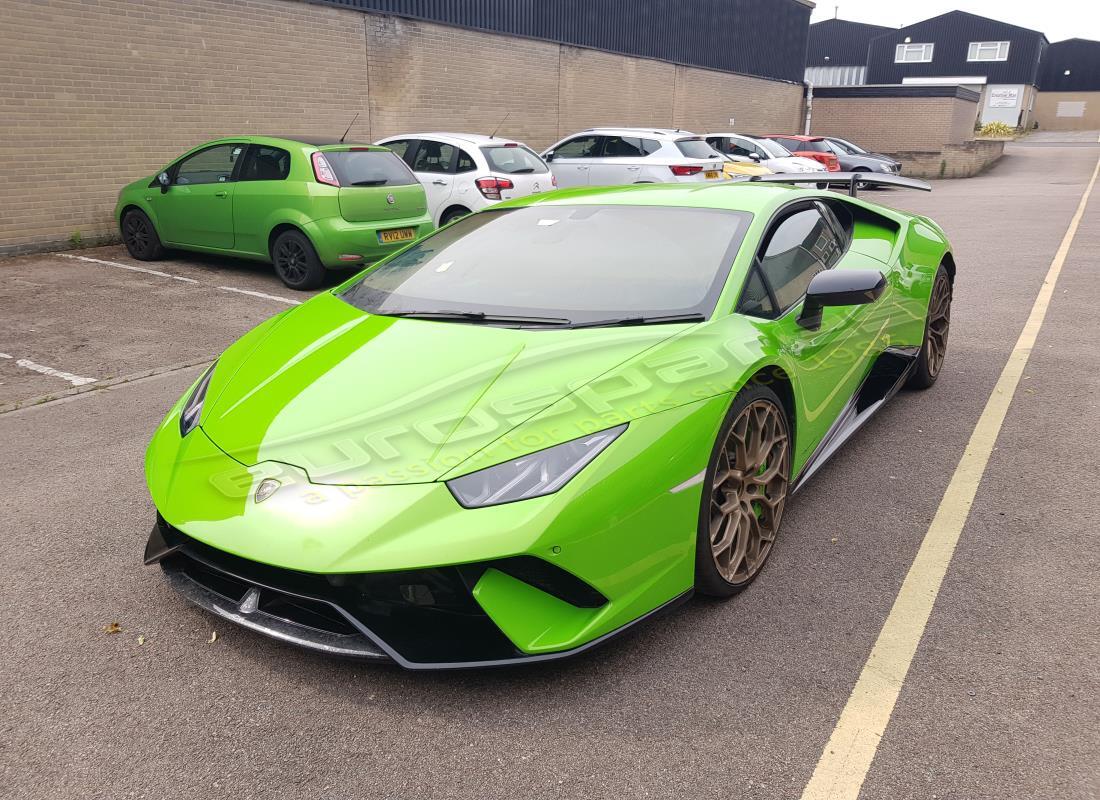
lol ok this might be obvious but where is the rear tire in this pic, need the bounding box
[907,265,953,389]
[121,209,165,261]
[440,206,471,226]
[695,383,791,598]
[271,230,326,291]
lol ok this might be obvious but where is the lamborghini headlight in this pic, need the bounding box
[179,362,216,437]
[447,424,627,508]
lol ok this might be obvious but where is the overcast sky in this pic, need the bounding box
[809,0,1100,43]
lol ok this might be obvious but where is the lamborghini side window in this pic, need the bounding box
[758,208,842,312]
[738,267,775,318]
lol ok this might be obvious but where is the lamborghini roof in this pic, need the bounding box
[493,180,809,215]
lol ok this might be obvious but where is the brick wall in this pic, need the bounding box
[809,96,980,153]
[0,0,804,255]
[1032,92,1100,131]
[887,141,1005,179]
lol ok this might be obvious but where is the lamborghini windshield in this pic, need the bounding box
[340,205,751,326]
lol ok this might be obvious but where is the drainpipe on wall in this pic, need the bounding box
[803,82,814,135]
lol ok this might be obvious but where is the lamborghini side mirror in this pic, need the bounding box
[798,269,886,330]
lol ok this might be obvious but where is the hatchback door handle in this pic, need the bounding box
[432,180,448,186]
[627,166,640,171]
[214,190,228,198]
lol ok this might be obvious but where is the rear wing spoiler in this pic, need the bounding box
[748,172,931,197]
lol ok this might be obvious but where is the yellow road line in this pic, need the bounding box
[800,148,1100,800]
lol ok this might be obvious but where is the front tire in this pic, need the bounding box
[695,384,791,597]
[907,265,952,389]
[121,209,165,261]
[271,229,325,290]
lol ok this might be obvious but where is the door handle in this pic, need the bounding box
[578,166,589,170]
[627,166,641,171]
[214,190,228,198]
[432,180,448,186]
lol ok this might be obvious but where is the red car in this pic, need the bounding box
[765,135,841,172]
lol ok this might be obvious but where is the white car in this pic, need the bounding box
[704,133,826,175]
[540,128,728,187]
[374,132,555,226]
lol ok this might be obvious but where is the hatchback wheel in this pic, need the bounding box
[440,206,471,226]
[272,230,325,290]
[695,384,791,597]
[121,209,165,261]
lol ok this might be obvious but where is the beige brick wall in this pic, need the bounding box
[672,65,805,136]
[557,46,676,133]
[809,96,980,153]
[365,16,561,149]
[1032,91,1100,131]
[0,0,804,254]
[0,0,370,253]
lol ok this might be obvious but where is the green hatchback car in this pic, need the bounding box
[114,136,433,289]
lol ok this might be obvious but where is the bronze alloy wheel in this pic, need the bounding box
[709,398,790,585]
[925,271,952,378]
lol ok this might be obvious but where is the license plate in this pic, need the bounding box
[705,170,720,180]
[378,227,416,244]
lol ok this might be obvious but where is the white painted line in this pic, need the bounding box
[217,286,302,306]
[57,253,200,284]
[0,353,12,359]
[7,357,98,387]
[800,148,1100,800]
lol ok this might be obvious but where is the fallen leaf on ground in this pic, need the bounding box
[104,622,122,634]
[208,631,218,644]
[136,635,145,646]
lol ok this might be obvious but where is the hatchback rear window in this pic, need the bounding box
[323,150,417,187]
[481,145,549,174]
[675,138,721,159]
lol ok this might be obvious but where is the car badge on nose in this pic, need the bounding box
[386,193,396,204]
[255,478,281,504]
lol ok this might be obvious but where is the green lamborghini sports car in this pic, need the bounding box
[144,172,954,669]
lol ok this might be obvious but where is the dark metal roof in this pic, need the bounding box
[1038,39,1100,91]
[866,11,1048,86]
[307,0,813,83]
[814,85,981,102]
[806,19,892,67]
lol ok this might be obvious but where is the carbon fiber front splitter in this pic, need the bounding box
[145,518,690,670]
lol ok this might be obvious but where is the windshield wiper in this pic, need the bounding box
[569,313,707,329]
[382,310,572,326]
[351,179,388,186]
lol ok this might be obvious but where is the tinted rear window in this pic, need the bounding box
[323,150,417,187]
[481,145,549,174]
[340,205,752,324]
[675,138,721,159]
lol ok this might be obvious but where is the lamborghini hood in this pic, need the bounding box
[200,292,684,485]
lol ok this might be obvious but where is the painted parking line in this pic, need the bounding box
[217,286,302,306]
[0,353,99,387]
[58,253,200,284]
[55,253,303,305]
[800,148,1100,800]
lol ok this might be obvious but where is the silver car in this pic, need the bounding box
[541,128,727,187]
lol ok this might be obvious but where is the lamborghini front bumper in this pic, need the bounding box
[145,517,688,670]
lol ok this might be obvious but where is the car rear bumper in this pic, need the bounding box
[146,517,689,670]
[305,214,434,268]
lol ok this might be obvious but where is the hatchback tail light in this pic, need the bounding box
[669,165,703,176]
[311,152,340,187]
[475,176,514,200]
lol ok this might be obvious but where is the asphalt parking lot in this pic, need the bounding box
[1,136,1098,799]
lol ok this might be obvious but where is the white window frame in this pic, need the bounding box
[895,43,935,63]
[968,41,1010,62]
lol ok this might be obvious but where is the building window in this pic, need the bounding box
[968,41,1010,61]
[895,43,934,63]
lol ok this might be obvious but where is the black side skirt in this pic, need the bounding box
[791,346,919,495]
